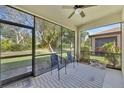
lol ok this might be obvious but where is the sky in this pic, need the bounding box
[87,23,120,35]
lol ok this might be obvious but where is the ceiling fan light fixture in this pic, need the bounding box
[63,5,96,19]
[75,8,81,14]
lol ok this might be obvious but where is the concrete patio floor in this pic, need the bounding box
[3,63,124,88]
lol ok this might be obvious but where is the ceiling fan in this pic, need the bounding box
[62,5,96,19]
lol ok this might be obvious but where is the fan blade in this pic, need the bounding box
[68,10,75,19]
[62,5,74,9]
[80,5,96,9]
[80,11,85,18]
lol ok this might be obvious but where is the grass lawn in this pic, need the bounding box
[1,55,50,72]
[90,55,109,64]
[90,55,121,69]
[1,51,121,73]
[1,52,68,72]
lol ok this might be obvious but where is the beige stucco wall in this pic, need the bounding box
[91,37,95,51]
[75,30,78,60]
[91,34,121,51]
[75,30,80,61]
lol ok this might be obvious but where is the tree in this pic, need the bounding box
[80,30,89,51]
[0,6,33,52]
[35,19,61,53]
[0,23,32,51]
[0,6,33,26]
[102,42,120,68]
[62,28,75,52]
[35,18,75,53]
[43,22,61,52]
[1,39,11,52]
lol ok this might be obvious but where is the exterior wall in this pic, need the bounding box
[91,37,95,51]
[91,33,121,51]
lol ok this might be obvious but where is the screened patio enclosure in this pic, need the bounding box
[0,5,75,86]
[80,23,122,70]
[0,5,124,87]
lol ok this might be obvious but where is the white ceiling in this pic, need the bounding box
[15,5,124,31]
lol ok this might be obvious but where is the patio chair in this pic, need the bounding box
[67,52,76,68]
[50,54,67,80]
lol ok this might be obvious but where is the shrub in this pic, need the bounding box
[102,42,120,68]
[10,44,24,51]
[80,46,90,63]
[1,39,11,52]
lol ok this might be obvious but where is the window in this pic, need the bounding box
[95,36,117,50]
